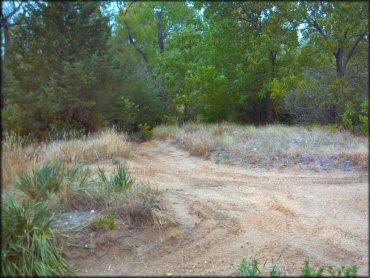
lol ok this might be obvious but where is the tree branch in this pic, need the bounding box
[123,19,156,81]
[3,1,23,21]
[343,31,366,69]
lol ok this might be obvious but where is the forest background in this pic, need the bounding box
[2,1,368,139]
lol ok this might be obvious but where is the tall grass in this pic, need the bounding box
[41,128,132,163]
[2,132,42,187]
[1,192,73,276]
[2,128,132,188]
[153,123,368,170]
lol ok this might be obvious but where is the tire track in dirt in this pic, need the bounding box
[72,140,368,276]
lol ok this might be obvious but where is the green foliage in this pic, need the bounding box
[16,160,67,200]
[97,164,134,193]
[1,192,73,276]
[239,256,285,277]
[342,101,369,133]
[96,210,116,231]
[239,258,261,277]
[238,257,358,277]
[5,2,111,138]
[15,160,89,201]
[328,265,358,277]
[3,1,368,136]
[138,123,153,140]
[302,260,324,277]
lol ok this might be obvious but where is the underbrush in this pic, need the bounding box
[1,192,73,276]
[42,128,132,163]
[1,129,163,276]
[2,128,131,188]
[239,257,358,277]
[153,123,368,170]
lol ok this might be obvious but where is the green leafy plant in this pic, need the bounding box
[328,265,358,277]
[16,160,67,200]
[238,257,358,277]
[1,192,73,276]
[341,101,369,134]
[302,259,324,277]
[96,210,116,231]
[239,258,261,277]
[97,164,134,193]
[138,123,153,140]
[16,160,91,201]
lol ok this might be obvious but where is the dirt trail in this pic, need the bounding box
[69,140,368,276]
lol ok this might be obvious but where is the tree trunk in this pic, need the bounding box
[334,48,345,124]
[266,50,277,124]
[3,23,10,66]
[157,7,167,104]
[266,92,274,123]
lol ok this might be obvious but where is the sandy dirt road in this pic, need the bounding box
[69,140,368,276]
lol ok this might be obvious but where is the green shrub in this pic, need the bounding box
[15,160,108,211]
[16,160,67,200]
[239,258,261,277]
[302,259,324,277]
[1,192,73,276]
[15,160,90,201]
[341,100,369,134]
[96,210,116,231]
[138,123,153,140]
[97,164,134,193]
[328,265,358,277]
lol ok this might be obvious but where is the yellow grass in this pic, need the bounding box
[2,134,42,187]
[2,128,132,187]
[42,128,132,163]
[153,123,368,170]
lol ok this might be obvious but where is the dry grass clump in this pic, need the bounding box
[2,128,132,187]
[174,128,215,157]
[42,128,132,163]
[2,129,166,276]
[152,124,180,140]
[2,133,43,187]
[340,144,368,169]
[153,123,368,170]
[121,183,176,227]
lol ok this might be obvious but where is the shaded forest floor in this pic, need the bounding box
[65,140,368,276]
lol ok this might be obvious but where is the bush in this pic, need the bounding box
[1,192,73,276]
[341,100,369,134]
[16,160,67,201]
[97,164,134,193]
[15,160,110,211]
[138,123,153,140]
[15,160,91,202]
[96,210,116,231]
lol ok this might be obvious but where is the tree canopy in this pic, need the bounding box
[2,1,369,138]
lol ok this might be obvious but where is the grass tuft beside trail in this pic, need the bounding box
[1,128,165,276]
[153,123,368,171]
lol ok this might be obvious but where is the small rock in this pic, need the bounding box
[90,210,95,214]
[166,273,172,276]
